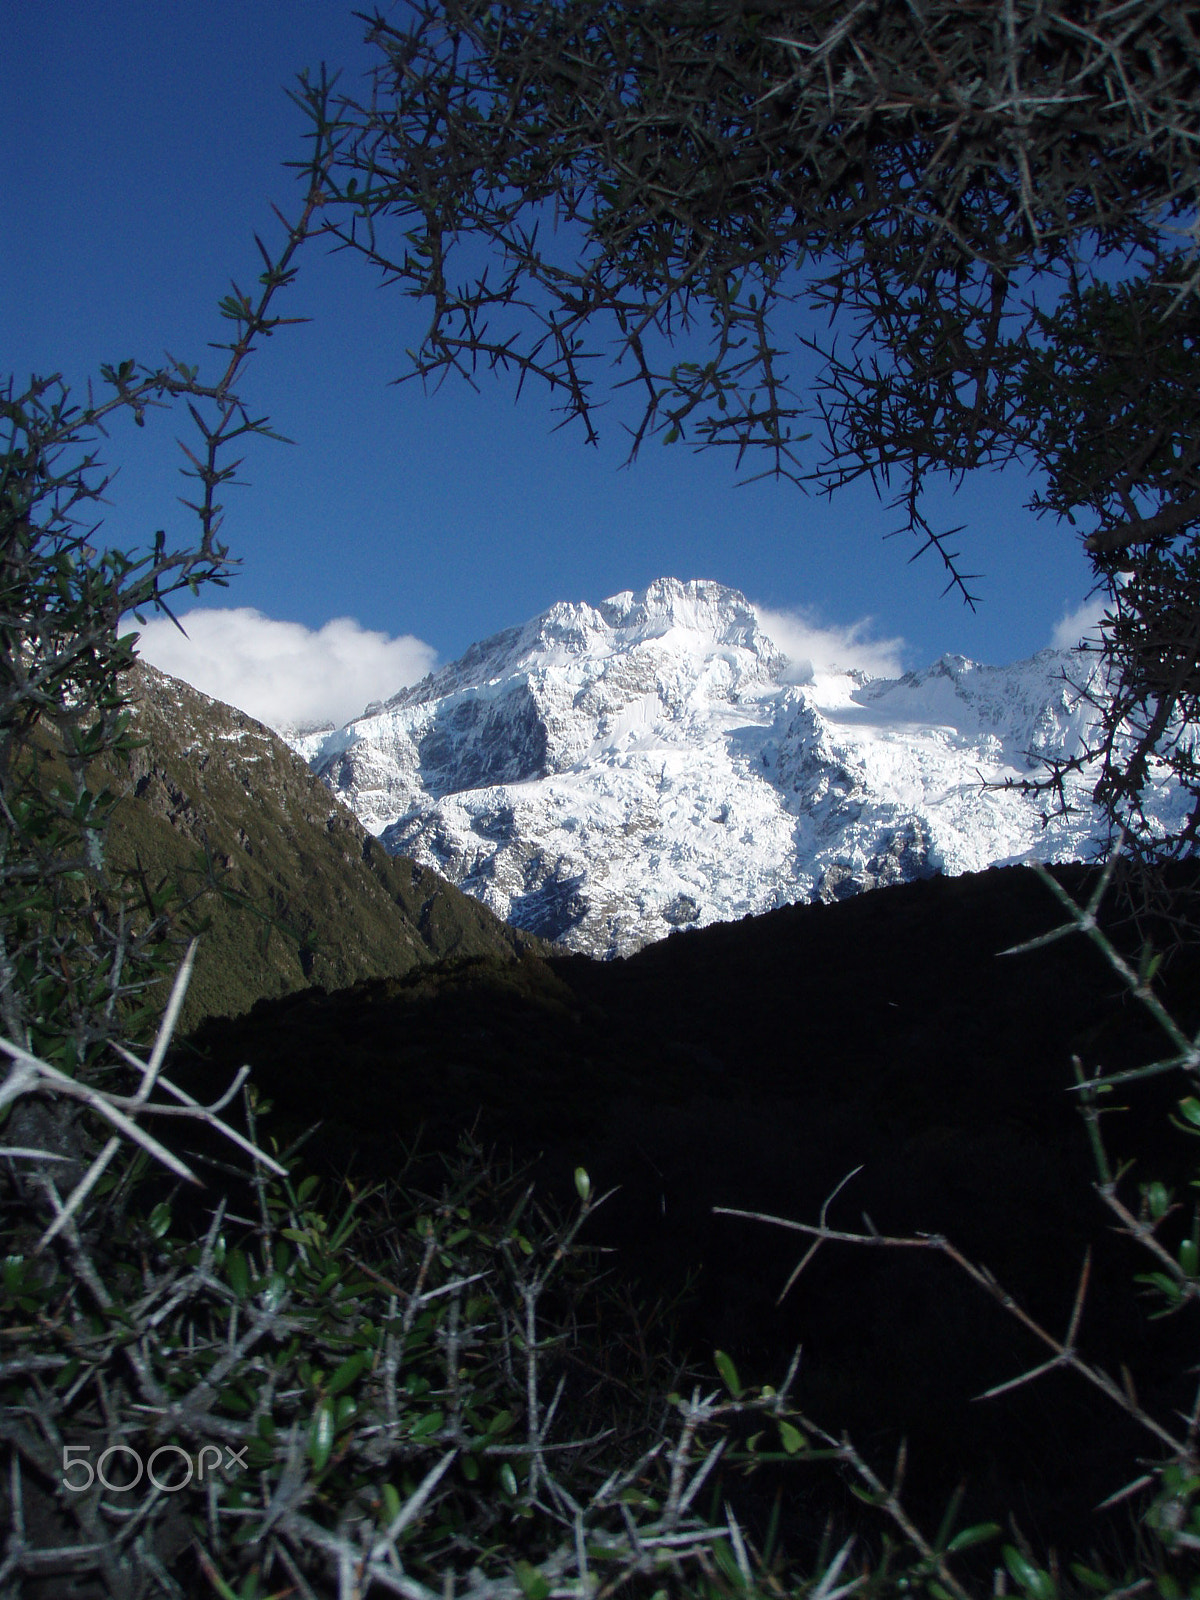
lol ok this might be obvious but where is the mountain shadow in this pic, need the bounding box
[172,861,1200,1572]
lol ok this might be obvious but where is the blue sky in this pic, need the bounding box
[5,2,1103,728]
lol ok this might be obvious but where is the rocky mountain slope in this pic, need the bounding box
[106,662,547,1027]
[293,577,1183,956]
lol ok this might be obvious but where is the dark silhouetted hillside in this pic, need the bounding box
[173,861,1200,1569]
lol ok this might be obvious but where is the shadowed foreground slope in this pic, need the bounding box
[175,863,1200,1567]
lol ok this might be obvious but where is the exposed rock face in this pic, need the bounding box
[292,578,1183,956]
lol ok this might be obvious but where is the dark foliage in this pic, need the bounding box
[176,861,1200,1571]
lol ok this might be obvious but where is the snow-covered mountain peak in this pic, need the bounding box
[598,575,771,648]
[287,580,1175,958]
[381,577,786,713]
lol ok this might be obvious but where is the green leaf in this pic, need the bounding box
[244,1438,274,1471]
[777,1419,806,1454]
[1135,1271,1183,1302]
[147,1203,172,1240]
[1177,1097,1200,1129]
[309,1397,335,1472]
[1003,1545,1057,1600]
[328,1349,370,1396]
[500,1462,519,1497]
[947,1522,1001,1553]
[849,1482,885,1505]
[225,1249,250,1298]
[710,1539,745,1586]
[259,1271,288,1313]
[574,1166,591,1203]
[513,1560,551,1600]
[714,1348,742,1397]
[1070,1563,1118,1593]
[50,1355,81,1389]
[1146,1181,1172,1220]
[218,1384,254,1416]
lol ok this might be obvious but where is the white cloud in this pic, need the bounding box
[1050,593,1110,651]
[133,607,437,731]
[753,604,906,682]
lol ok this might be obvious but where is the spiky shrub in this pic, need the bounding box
[0,74,828,1600]
[715,858,1200,1597]
[7,874,1200,1600]
[0,955,833,1599]
[0,58,351,1278]
[4,38,1200,1600]
[0,88,338,1081]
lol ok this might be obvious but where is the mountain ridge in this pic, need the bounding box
[291,578,1184,956]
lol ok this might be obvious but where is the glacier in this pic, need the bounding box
[288,577,1180,957]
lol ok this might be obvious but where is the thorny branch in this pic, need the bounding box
[718,862,1200,1561]
[317,1,1200,859]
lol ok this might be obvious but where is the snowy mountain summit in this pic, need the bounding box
[292,577,1149,957]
